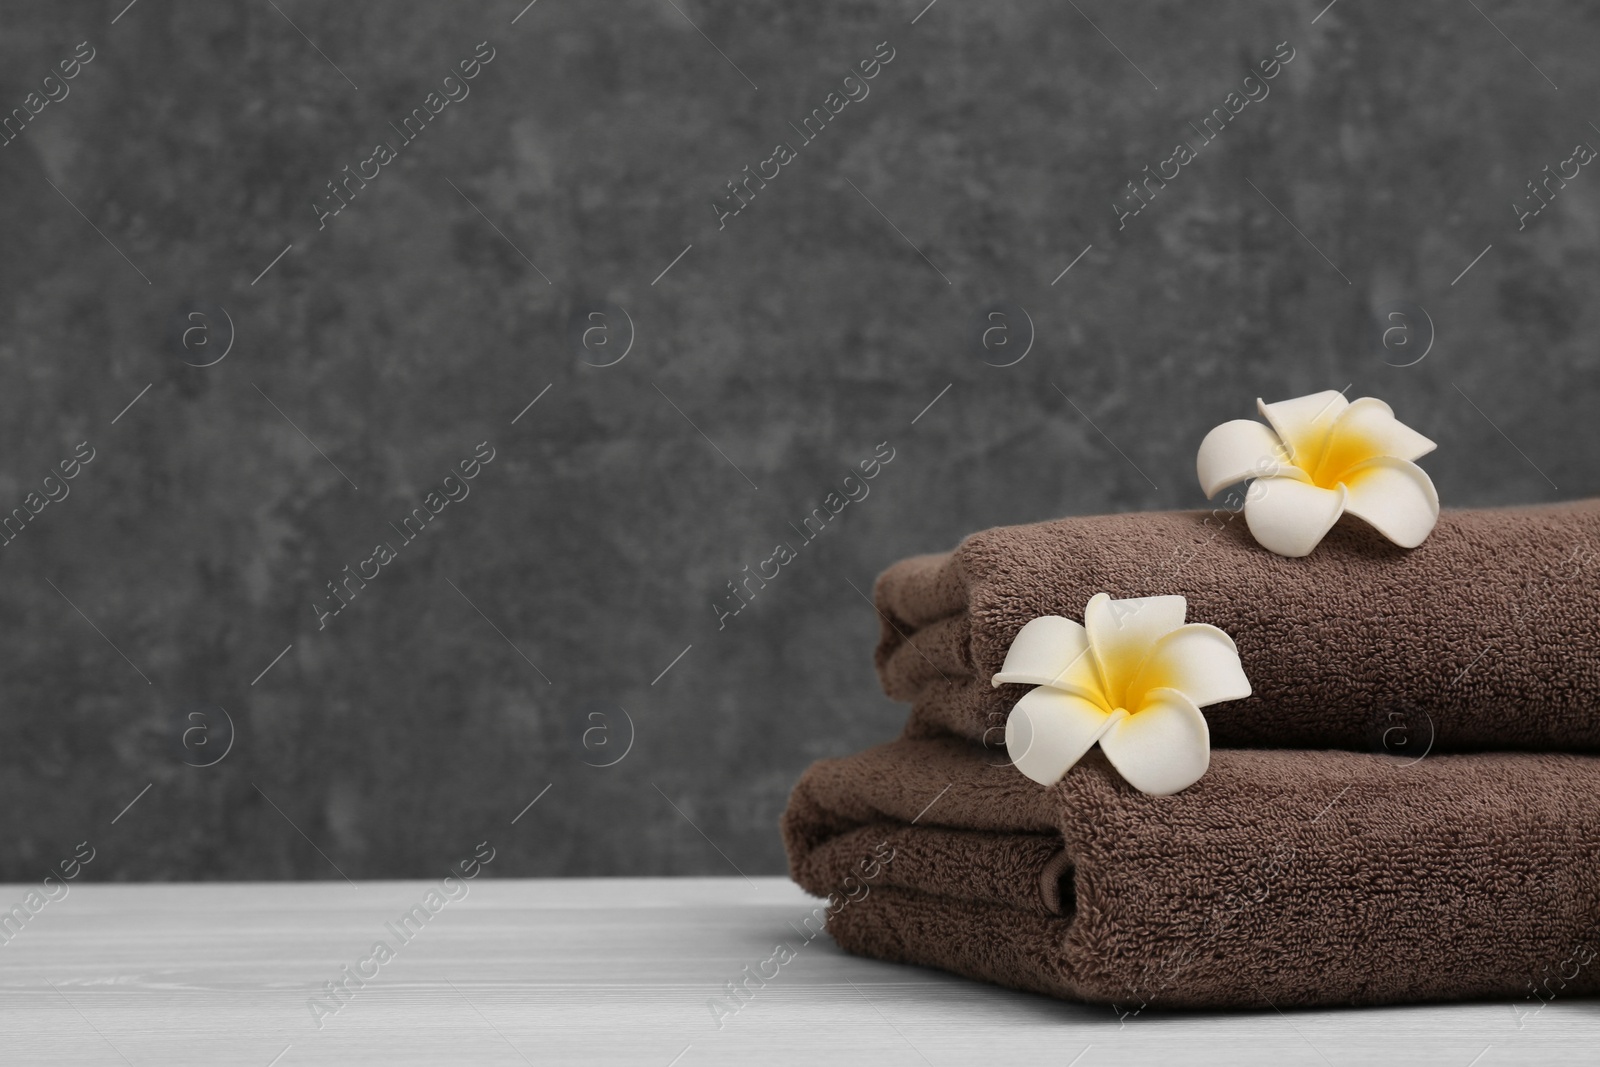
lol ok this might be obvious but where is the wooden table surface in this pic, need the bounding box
[1,877,1591,1066]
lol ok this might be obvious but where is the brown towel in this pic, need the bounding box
[876,500,1600,751]
[782,736,1600,1009]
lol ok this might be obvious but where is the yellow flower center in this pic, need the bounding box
[1093,638,1154,716]
[1298,423,1385,489]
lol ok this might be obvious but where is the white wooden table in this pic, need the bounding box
[1,877,1591,1066]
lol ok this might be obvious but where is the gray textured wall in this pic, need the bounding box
[1,0,1595,882]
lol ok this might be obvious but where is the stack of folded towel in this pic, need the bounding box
[781,499,1600,1009]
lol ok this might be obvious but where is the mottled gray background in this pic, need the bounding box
[0,0,1594,882]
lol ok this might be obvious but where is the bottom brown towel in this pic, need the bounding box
[781,737,1600,1010]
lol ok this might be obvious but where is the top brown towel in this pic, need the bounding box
[876,500,1600,751]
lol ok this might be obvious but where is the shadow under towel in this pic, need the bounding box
[874,500,1600,751]
[782,736,1600,1009]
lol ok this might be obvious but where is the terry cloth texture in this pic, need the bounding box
[782,736,1600,1009]
[874,500,1600,751]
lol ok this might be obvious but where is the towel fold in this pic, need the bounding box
[782,735,1600,1009]
[875,501,1600,751]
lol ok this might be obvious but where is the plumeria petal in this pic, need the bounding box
[1004,686,1114,786]
[1257,390,1348,469]
[991,615,1103,701]
[1339,456,1440,548]
[1315,397,1437,483]
[1126,623,1252,710]
[1243,475,1347,558]
[1196,419,1289,498]
[1083,593,1187,709]
[1097,688,1211,796]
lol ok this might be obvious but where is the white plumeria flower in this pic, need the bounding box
[1196,390,1439,557]
[993,594,1250,796]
